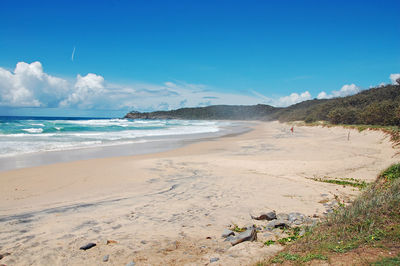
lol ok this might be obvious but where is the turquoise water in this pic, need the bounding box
[0,116,224,157]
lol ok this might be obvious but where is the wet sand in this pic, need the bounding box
[0,121,397,265]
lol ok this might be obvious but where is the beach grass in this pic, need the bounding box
[307,176,368,190]
[264,163,400,264]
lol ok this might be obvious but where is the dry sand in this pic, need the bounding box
[0,121,398,265]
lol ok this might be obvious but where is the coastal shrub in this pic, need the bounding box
[381,163,400,181]
[360,101,399,126]
[327,107,358,124]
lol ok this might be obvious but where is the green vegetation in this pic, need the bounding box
[270,252,328,263]
[308,176,368,189]
[125,104,279,120]
[230,223,247,233]
[266,163,400,264]
[264,240,275,246]
[273,227,306,246]
[381,164,400,181]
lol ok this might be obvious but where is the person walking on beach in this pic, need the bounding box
[290,126,294,134]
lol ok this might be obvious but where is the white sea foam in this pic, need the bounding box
[22,128,44,133]
[0,119,227,157]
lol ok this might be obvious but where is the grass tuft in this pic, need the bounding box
[230,223,247,233]
[308,176,368,189]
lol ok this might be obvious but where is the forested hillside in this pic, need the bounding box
[125,82,400,126]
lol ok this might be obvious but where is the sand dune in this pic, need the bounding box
[0,121,398,265]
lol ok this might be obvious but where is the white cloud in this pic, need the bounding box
[275,91,312,106]
[317,91,328,99]
[0,61,69,107]
[60,73,105,108]
[317,84,360,99]
[390,73,400,85]
[249,89,312,107]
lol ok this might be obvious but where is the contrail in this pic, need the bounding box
[71,46,76,61]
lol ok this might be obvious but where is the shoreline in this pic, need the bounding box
[0,121,398,265]
[0,120,252,172]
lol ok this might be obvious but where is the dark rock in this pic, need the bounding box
[265,219,290,230]
[251,211,276,221]
[103,255,109,262]
[230,227,257,246]
[80,242,96,250]
[140,240,147,244]
[221,229,235,238]
[210,257,220,263]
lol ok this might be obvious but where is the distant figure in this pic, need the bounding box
[290,126,294,134]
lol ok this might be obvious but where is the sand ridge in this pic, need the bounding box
[0,121,398,265]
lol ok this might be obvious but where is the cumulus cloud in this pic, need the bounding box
[390,73,400,85]
[275,91,312,106]
[317,84,360,99]
[0,61,69,107]
[60,73,105,108]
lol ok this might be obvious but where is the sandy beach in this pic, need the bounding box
[0,121,398,265]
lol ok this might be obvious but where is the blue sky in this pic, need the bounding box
[0,0,399,117]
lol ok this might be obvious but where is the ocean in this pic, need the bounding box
[0,116,231,157]
[0,116,245,171]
